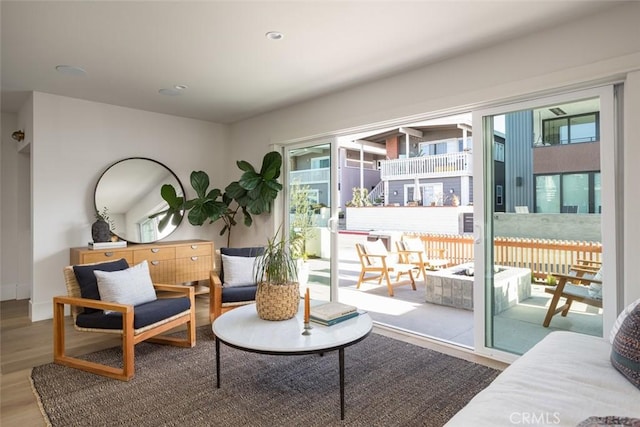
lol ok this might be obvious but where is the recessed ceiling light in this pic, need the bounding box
[55,65,87,76]
[265,31,284,40]
[174,84,188,90]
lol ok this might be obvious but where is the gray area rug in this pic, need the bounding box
[31,326,499,426]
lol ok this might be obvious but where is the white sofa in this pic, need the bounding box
[446,331,640,426]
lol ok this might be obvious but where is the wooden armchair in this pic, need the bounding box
[355,240,416,297]
[542,262,602,327]
[396,236,449,279]
[54,260,196,381]
[209,247,264,323]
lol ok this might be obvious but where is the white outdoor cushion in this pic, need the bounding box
[221,254,258,287]
[364,239,397,265]
[588,268,603,299]
[94,260,157,313]
[403,237,424,262]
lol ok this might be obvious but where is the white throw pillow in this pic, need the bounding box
[222,254,258,287]
[94,260,157,313]
[610,297,640,344]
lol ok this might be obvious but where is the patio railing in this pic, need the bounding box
[379,152,472,180]
[407,233,602,280]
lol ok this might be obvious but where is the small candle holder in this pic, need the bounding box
[302,321,312,335]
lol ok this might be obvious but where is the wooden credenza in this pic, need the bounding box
[70,239,213,295]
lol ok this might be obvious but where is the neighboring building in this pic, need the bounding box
[290,100,601,216]
[352,115,474,208]
[503,98,601,214]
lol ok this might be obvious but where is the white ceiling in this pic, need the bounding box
[1,1,619,124]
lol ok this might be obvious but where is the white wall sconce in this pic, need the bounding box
[11,130,25,142]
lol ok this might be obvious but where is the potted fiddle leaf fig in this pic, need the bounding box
[151,151,283,247]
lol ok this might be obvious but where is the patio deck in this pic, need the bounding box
[305,232,603,355]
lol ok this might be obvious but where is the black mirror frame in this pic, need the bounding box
[94,157,185,244]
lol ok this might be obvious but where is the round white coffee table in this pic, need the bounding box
[212,301,372,420]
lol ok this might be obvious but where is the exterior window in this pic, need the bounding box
[542,112,599,145]
[419,137,472,156]
[562,173,588,213]
[494,141,505,162]
[594,173,601,213]
[535,172,600,213]
[496,185,503,205]
[311,156,330,169]
[535,175,560,213]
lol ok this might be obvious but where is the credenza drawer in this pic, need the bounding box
[146,259,176,284]
[133,247,176,263]
[175,243,212,258]
[80,250,134,265]
[175,255,212,283]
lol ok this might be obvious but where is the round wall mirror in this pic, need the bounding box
[94,157,184,243]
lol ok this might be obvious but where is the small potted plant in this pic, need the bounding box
[254,229,300,321]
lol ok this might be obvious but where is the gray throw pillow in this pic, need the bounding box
[610,304,640,390]
[94,260,157,313]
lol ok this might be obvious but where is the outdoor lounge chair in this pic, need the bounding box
[542,262,602,327]
[396,236,449,279]
[54,259,196,381]
[355,239,416,297]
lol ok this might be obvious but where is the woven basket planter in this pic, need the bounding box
[255,281,300,321]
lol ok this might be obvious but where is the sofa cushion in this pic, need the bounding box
[611,304,640,389]
[94,260,157,313]
[219,247,264,282]
[73,258,130,314]
[221,254,258,287]
[75,297,191,330]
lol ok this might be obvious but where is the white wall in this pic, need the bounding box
[1,112,31,301]
[28,92,229,320]
[230,3,640,305]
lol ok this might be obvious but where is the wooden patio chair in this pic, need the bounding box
[209,246,264,323]
[542,263,602,327]
[355,240,416,297]
[54,259,196,381]
[396,236,449,279]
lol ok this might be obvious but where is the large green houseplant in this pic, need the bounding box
[152,151,283,246]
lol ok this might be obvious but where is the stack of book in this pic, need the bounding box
[310,301,359,326]
[88,241,127,250]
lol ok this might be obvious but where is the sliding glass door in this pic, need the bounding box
[284,141,339,302]
[473,86,619,357]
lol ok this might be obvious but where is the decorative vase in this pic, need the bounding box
[91,218,111,243]
[255,281,300,321]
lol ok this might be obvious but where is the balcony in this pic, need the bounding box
[289,167,330,184]
[380,152,472,180]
